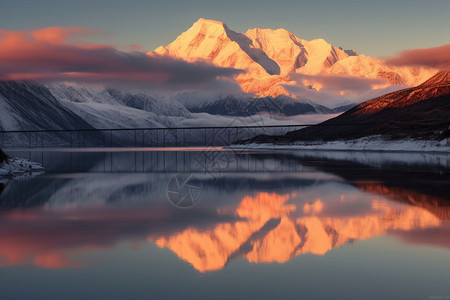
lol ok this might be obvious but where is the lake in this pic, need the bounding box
[1,148,449,299]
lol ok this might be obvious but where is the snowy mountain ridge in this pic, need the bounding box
[152,18,436,97]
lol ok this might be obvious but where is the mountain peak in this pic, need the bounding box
[152,17,231,59]
[192,18,228,30]
[188,18,230,35]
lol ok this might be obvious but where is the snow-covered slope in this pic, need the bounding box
[328,55,433,86]
[104,89,191,118]
[0,81,95,131]
[0,81,194,132]
[46,84,192,129]
[152,18,436,97]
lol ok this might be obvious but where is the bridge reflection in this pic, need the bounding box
[6,149,310,174]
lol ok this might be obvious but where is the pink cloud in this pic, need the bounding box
[0,27,244,91]
[386,44,450,70]
[29,27,105,44]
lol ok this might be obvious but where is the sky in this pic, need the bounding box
[2,0,450,57]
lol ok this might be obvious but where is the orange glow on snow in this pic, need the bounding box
[151,191,442,272]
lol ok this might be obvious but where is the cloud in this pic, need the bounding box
[127,43,144,51]
[386,44,450,70]
[290,73,386,93]
[284,74,393,107]
[0,27,244,92]
[28,27,106,44]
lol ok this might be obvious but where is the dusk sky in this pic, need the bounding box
[2,0,449,57]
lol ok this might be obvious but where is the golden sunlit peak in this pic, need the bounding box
[194,18,226,26]
[246,27,293,35]
[152,17,437,97]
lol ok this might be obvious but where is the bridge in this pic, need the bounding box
[0,124,309,148]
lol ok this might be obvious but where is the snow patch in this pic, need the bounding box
[0,156,44,182]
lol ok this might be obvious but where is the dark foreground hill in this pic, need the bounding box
[243,71,450,143]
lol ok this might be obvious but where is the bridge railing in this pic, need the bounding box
[0,125,308,148]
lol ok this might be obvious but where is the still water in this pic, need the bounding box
[0,148,449,299]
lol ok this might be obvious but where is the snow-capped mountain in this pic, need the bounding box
[152,18,436,97]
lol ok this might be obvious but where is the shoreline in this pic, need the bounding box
[232,136,450,154]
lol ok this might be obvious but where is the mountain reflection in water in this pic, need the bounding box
[152,191,443,272]
[0,149,449,272]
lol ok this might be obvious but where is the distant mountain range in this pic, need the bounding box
[183,95,353,116]
[244,71,450,142]
[152,18,436,97]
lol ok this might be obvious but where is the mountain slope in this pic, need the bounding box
[0,81,95,131]
[0,81,197,132]
[245,71,450,142]
[152,18,436,97]
[46,84,191,129]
